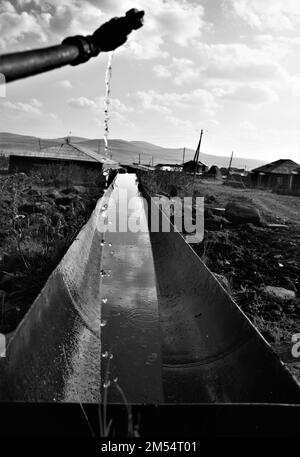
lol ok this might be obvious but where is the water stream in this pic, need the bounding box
[104,52,114,159]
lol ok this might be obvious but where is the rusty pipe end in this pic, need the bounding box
[63,9,145,65]
[91,9,145,52]
[125,8,145,30]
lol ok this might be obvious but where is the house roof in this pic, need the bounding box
[156,163,183,167]
[183,160,207,166]
[252,159,300,175]
[10,142,119,168]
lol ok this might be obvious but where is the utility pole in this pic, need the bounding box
[37,138,41,152]
[182,147,186,165]
[228,151,234,175]
[192,129,204,188]
[152,156,154,167]
[98,141,101,154]
[138,153,141,165]
[193,129,204,165]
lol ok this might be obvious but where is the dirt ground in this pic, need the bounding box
[200,182,300,224]
[193,179,300,381]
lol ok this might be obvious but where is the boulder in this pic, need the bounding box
[225,201,261,225]
[263,286,296,302]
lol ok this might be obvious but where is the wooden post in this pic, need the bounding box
[228,151,234,175]
[192,130,204,189]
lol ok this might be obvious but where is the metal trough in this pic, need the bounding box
[0,173,299,404]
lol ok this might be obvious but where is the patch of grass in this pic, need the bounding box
[138,170,194,197]
[0,171,105,333]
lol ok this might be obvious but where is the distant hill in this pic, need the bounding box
[0,132,265,170]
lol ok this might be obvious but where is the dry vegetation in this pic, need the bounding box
[0,166,106,334]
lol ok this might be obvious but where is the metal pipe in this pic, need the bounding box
[0,8,144,84]
[0,44,80,83]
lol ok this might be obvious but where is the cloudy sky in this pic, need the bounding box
[1,0,300,162]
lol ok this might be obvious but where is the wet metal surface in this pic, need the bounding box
[100,174,164,404]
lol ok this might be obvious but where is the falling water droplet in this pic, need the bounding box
[103,380,111,389]
[100,320,107,327]
[102,298,108,304]
[100,239,105,246]
[104,52,114,157]
[102,351,109,358]
[108,243,112,247]
[113,377,118,383]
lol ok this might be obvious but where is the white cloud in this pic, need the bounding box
[229,0,300,31]
[57,80,72,89]
[290,74,300,97]
[68,96,97,110]
[217,83,279,105]
[153,65,171,79]
[1,98,42,114]
[0,0,104,50]
[67,95,133,113]
[197,42,288,83]
[153,58,199,86]
[133,88,218,117]
[0,3,47,49]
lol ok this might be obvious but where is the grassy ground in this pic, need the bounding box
[139,170,300,381]
[0,169,105,334]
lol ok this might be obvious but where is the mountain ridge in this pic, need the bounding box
[0,132,266,170]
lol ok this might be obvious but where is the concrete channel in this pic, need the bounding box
[0,172,299,404]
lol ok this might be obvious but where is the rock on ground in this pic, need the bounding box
[225,201,261,225]
[263,286,296,302]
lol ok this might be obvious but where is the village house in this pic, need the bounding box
[155,163,183,172]
[182,160,208,174]
[8,141,118,182]
[250,159,300,192]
